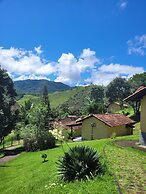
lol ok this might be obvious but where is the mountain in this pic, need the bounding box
[14,79,71,95]
[18,87,83,107]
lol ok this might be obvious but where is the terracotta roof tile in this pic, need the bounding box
[80,114,134,127]
[93,114,134,127]
[124,86,146,102]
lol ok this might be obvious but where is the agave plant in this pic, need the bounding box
[57,146,104,182]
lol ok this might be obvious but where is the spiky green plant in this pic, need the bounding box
[57,146,104,182]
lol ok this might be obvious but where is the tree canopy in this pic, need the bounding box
[0,67,18,144]
[106,77,131,103]
[129,72,146,92]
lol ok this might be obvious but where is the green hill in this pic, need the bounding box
[59,85,93,113]
[18,87,85,108]
[18,85,103,113]
[18,94,40,106]
[14,79,71,95]
[49,87,85,108]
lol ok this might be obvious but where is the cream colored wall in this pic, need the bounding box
[108,103,121,113]
[140,95,146,132]
[82,117,110,140]
[82,116,132,140]
[107,125,132,137]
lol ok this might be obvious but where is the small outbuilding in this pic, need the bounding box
[124,86,146,145]
[80,114,134,140]
[108,102,128,113]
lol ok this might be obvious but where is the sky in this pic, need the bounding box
[0,0,146,86]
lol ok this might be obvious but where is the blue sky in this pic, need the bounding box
[0,0,146,86]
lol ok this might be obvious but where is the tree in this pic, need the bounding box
[106,77,131,103]
[90,85,104,103]
[0,67,18,144]
[20,99,33,125]
[129,72,146,92]
[42,85,52,123]
[42,85,50,106]
[83,85,105,114]
[21,105,55,151]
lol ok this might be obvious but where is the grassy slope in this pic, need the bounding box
[18,94,40,106]
[0,139,117,194]
[49,87,84,108]
[0,123,146,194]
[18,87,84,108]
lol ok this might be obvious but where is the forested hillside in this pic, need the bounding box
[14,79,71,95]
[17,73,146,117]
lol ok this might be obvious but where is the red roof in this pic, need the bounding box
[54,116,82,130]
[80,114,134,127]
[124,86,146,102]
[66,121,82,127]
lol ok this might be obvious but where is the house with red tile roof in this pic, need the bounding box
[79,114,134,140]
[124,86,146,145]
[52,116,82,139]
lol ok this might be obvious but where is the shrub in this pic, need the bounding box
[37,130,55,150]
[21,125,38,151]
[57,146,104,182]
[20,104,56,151]
[41,153,47,162]
[21,124,55,151]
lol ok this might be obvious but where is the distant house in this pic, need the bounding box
[108,102,128,113]
[124,86,146,145]
[52,116,82,139]
[80,114,134,140]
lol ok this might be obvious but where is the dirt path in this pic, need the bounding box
[0,146,23,164]
[0,154,20,164]
[115,140,146,152]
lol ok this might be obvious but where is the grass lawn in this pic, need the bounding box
[0,123,146,194]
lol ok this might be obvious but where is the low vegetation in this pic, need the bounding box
[1,125,146,194]
[58,146,104,182]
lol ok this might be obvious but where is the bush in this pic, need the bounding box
[21,124,55,151]
[57,146,104,182]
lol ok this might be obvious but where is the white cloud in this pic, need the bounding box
[81,48,96,59]
[55,48,100,85]
[0,46,144,86]
[0,47,56,77]
[120,1,128,9]
[14,74,50,81]
[127,34,146,56]
[86,71,119,86]
[0,47,100,85]
[98,63,144,75]
[34,45,43,55]
[86,63,144,86]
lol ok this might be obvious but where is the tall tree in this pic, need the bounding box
[83,85,105,114]
[129,72,146,92]
[0,67,18,144]
[106,77,131,103]
[42,85,51,109]
[42,85,51,125]
[90,85,104,103]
